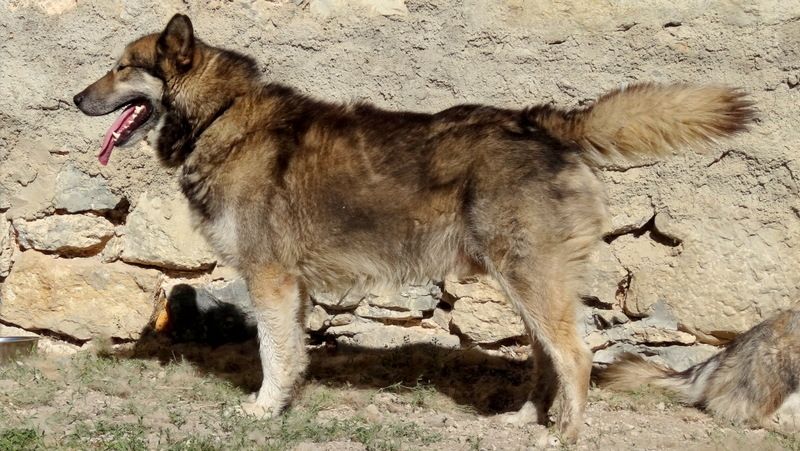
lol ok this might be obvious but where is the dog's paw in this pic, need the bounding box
[497,401,540,426]
[239,393,283,419]
[556,415,580,445]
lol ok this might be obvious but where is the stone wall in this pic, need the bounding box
[1,0,798,368]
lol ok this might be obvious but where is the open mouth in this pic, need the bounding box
[98,99,153,165]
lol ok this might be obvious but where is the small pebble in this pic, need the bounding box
[363,403,381,421]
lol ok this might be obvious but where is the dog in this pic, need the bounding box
[602,309,800,432]
[73,14,754,442]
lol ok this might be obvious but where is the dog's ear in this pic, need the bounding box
[157,14,194,70]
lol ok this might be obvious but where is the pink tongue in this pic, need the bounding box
[98,104,137,166]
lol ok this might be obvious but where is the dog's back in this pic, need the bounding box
[213,83,754,298]
[602,309,800,428]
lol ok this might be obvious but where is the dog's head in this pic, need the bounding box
[73,14,197,165]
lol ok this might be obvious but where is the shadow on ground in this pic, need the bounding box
[122,283,538,415]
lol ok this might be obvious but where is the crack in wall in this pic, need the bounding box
[783,161,798,184]
[604,213,682,247]
[706,148,760,168]
[0,318,88,346]
[602,161,660,172]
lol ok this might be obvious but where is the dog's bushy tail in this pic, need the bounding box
[600,352,709,404]
[526,83,755,165]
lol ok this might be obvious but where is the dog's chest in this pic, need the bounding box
[195,207,240,267]
[179,165,241,267]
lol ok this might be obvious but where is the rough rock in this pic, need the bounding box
[585,331,613,351]
[354,303,423,321]
[611,233,680,317]
[0,213,13,277]
[314,283,440,315]
[330,313,355,326]
[0,189,8,211]
[367,282,441,312]
[421,308,451,331]
[306,304,330,332]
[585,302,680,349]
[580,243,628,307]
[592,309,630,330]
[309,0,407,17]
[652,211,683,244]
[312,290,364,311]
[592,343,636,365]
[605,193,654,236]
[446,277,526,344]
[625,326,696,346]
[328,320,460,349]
[444,277,503,301]
[586,323,696,351]
[37,337,82,355]
[13,214,114,255]
[100,234,122,263]
[638,301,679,330]
[650,343,720,372]
[209,264,240,282]
[162,276,253,311]
[53,164,122,213]
[0,251,160,341]
[160,278,256,345]
[9,0,79,15]
[121,193,216,271]
[202,278,252,310]
[2,140,59,220]
[594,342,719,372]
[325,319,381,337]
[607,150,800,339]
[0,323,38,338]
[0,324,80,355]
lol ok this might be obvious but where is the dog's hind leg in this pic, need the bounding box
[501,339,558,427]
[240,264,308,417]
[491,252,592,444]
[479,219,597,437]
[531,338,559,423]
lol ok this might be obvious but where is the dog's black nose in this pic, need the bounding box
[73,92,85,107]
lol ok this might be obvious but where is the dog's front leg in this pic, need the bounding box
[241,265,307,417]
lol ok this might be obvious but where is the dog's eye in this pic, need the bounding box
[117,64,128,71]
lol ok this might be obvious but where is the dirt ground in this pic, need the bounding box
[1,339,797,451]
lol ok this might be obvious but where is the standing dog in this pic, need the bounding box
[602,309,800,431]
[73,14,754,442]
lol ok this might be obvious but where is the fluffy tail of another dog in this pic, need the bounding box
[600,352,713,405]
[526,83,755,164]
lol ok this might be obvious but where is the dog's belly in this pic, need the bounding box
[195,204,479,297]
[285,173,479,295]
[297,218,478,297]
